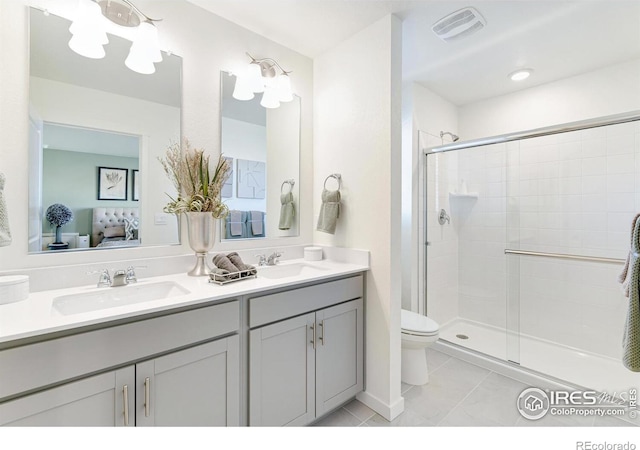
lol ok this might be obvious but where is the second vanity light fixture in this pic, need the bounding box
[232,53,294,109]
[68,0,163,75]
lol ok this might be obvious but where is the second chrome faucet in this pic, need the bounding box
[256,251,283,266]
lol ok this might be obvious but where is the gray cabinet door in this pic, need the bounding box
[136,336,240,426]
[0,367,135,427]
[249,312,316,426]
[315,298,363,416]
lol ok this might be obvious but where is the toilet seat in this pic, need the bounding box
[401,309,439,336]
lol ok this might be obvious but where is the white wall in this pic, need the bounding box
[459,58,640,140]
[314,15,403,420]
[0,0,313,272]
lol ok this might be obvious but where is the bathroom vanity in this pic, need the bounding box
[0,259,367,427]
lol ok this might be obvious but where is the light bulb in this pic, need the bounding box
[125,47,156,74]
[276,73,293,102]
[68,0,108,59]
[232,75,255,101]
[247,63,265,93]
[509,68,533,81]
[69,33,106,59]
[260,85,280,109]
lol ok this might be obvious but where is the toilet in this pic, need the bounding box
[401,309,440,385]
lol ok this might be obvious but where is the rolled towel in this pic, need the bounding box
[209,268,231,282]
[316,188,341,234]
[242,264,257,277]
[212,253,241,278]
[227,252,257,276]
[279,192,295,230]
[228,210,244,237]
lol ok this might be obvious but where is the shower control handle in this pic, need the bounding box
[438,209,450,225]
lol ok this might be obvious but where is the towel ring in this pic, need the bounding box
[323,173,342,190]
[281,179,295,194]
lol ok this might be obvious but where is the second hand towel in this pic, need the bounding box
[316,188,341,234]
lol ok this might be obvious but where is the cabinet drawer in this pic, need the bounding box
[0,300,239,401]
[249,275,363,328]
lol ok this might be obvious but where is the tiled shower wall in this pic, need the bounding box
[428,119,640,359]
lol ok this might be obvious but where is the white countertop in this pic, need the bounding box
[0,259,368,345]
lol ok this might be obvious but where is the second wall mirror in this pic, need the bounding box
[220,71,301,241]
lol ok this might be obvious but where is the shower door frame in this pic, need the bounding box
[422,109,640,366]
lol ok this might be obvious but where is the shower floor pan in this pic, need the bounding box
[439,318,638,396]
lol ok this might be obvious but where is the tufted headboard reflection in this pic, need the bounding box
[92,207,139,247]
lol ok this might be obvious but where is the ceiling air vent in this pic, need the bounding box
[432,7,486,42]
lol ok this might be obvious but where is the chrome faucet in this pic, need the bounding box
[266,251,282,266]
[90,266,145,288]
[256,254,267,266]
[95,269,112,288]
[111,269,128,287]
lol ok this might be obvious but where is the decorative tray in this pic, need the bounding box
[208,268,257,285]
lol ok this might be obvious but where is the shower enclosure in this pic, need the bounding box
[423,112,640,394]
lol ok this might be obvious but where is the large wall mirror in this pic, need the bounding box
[28,8,181,253]
[220,72,300,240]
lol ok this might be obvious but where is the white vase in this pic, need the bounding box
[185,212,216,276]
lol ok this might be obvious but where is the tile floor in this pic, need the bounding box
[313,348,636,427]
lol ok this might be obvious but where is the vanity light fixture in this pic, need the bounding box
[509,68,533,81]
[232,53,293,109]
[68,0,163,74]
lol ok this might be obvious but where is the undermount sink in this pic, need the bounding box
[257,262,329,279]
[52,281,190,316]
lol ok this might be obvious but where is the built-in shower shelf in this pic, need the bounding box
[449,192,479,199]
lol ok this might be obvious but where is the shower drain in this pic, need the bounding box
[456,334,469,340]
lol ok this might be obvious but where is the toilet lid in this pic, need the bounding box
[401,309,439,334]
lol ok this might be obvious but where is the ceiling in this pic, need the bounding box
[188,0,640,105]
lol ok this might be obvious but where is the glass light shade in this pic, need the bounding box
[68,33,106,59]
[247,63,265,93]
[134,22,163,63]
[125,47,156,74]
[260,85,280,109]
[276,74,293,102]
[68,0,108,58]
[232,76,255,101]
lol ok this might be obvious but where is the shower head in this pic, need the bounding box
[440,131,459,142]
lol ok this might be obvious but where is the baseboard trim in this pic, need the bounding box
[356,391,405,421]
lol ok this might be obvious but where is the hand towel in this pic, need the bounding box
[316,188,341,234]
[279,192,295,230]
[0,173,11,247]
[622,215,640,372]
[249,210,264,236]
[228,210,243,237]
[618,213,640,297]
[212,253,241,278]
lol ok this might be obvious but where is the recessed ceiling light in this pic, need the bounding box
[509,69,533,81]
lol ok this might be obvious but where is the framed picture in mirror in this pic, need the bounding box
[98,167,128,201]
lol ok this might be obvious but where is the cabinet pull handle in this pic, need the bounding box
[123,384,129,426]
[310,323,316,350]
[319,320,325,345]
[144,377,150,417]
